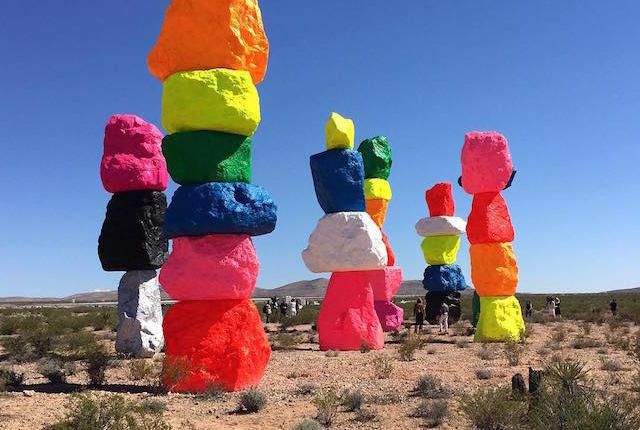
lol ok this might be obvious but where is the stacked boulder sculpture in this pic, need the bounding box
[149,0,276,392]
[303,113,395,350]
[358,136,404,332]
[416,183,467,324]
[98,114,167,358]
[461,131,525,342]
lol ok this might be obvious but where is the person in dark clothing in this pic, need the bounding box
[413,299,425,334]
[554,297,561,317]
[279,300,288,318]
[525,301,533,319]
[609,299,618,316]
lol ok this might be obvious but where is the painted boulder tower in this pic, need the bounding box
[303,113,391,351]
[149,0,275,392]
[415,183,467,324]
[98,114,167,358]
[460,131,525,342]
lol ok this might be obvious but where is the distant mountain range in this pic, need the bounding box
[0,280,638,304]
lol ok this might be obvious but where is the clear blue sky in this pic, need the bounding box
[1,1,639,297]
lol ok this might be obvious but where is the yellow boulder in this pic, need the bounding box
[162,69,260,136]
[325,112,355,150]
[364,179,392,201]
[420,235,460,265]
[475,296,525,343]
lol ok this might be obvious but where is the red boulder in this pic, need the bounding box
[381,231,396,266]
[467,192,514,244]
[425,183,455,217]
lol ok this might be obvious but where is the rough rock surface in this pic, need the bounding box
[425,291,461,325]
[461,131,513,194]
[334,267,404,302]
[101,114,168,193]
[363,178,392,201]
[302,212,388,273]
[470,242,518,297]
[318,272,384,351]
[115,270,164,358]
[381,231,396,267]
[162,131,251,184]
[420,235,461,265]
[425,182,455,217]
[98,191,168,271]
[475,296,525,342]
[365,198,388,228]
[422,264,467,292]
[325,112,355,150]
[374,301,404,332]
[467,192,514,244]
[165,183,277,238]
[415,216,466,237]
[162,69,260,136]
[310,149,365,214]
[163,299,270,392]
[472,291,481,328]
[148,0,269,84]
[160,235,258,301]
[357,136,392,179]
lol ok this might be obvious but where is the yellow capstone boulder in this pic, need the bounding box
[420,235,460,265]
[162,69,260,136]
[325,112,355,150]
[475,296,525,343]
[364,178,392,201]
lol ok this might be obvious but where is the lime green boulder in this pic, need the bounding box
[475,296,525,342]
[420,235,460,265]
[162,131,251,184]
[472,291,481,328]
[358,136,392,179]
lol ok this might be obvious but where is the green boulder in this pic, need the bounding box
[162,131,251,185]
[358,136,392,179]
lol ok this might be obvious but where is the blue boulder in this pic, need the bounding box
[165,183,277,238]
[423,264,467,292]
[310,149,365,214]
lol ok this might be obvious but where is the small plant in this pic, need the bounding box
[360,341,372,353]
[324,350,339,358]
[455,339,470,349]
[460,387,527,430]
[600,357,626,372]
[413,374,450,399]
[161,356,192,392]
[537,347,551,357]
[503,342,523,366]
[354,407,376,422]
[631,371,640,393]
[270,333,301,351]
[477,344,498,361]
[475,369,493,380]
[313,389,340,426]
[580,321,592,335]
[296,382,318,396]
[38,359,67,384]
[410,399,450,428]
[86,345,111,386]
[340,388,364,411]
[571,336,602,349]
[0,367,24,392]
[291,418,323,430]
[129,360,154,382]
[1,336,31,362]
[238,388,267,413]
[197,381,226,401]
[551,325,567,343]
[372,355,393,379]
[398,333,423,361]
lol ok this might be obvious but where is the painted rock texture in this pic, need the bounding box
[162,131,251,184]
[422,264,467,292]
[374,301,404,332]
[163,299,271,392]
[381,232,396,266]
[115,270,164,358]
[358,136,392,179]
[363,178,392,201]
[160,235,258,301]
[148,0,269,84]
[165,182,277,238]
[461,131,513,194]
[98,191,168,271]
[365,198,388,228]
[302,212,388,273]
[425,183,455,217]
[421,235,461,265]
[310,149,365,214]
[467,192,514,244]
[470,242,519,297]
[425,291,462,325]
[162,69,260,136]
[101,114,168,193]
[325,112,355,150]
[472,291,481,328]
[317,272,384,351]
[415,216,467,237]
[475,296,525,342]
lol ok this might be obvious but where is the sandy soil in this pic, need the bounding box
[1,320,638,430]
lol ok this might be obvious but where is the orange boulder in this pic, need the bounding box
[148,0,269,84]
[366,198,388,228]
[470,242,518,297]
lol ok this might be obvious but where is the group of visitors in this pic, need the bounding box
[262,297,301,323]
[412,297,449,335]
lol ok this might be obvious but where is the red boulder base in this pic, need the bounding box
[425,182,455,217]
[163,299,270,392]
[467,192,514,244]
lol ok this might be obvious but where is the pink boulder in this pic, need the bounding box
[365,266,403,302]
[374,301,404,332]
[461,131,513,195]
[101,114,168,193]
[160,234,258,301]
[318,271,384,351]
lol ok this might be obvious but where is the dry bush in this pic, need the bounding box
[38,359,70,384]
[503,342,524,366]
[477,344,498,361]
[161,356,192,392]
[86,345,111,386]
[413,374,450,399]
[372,355,393,379]
[313,390,340,426]
[270,333,302,351]
[354,407,377,422]
[340,388,364,411]
[0,367,24,392]
[580,321,592,335]
[460,387,527,430]
[296,382,318,396]
[129,360,155,382]
[410,399,450,428]
[600,357,627,372]
[551,325,567,343]
[537,347,551,357]
[291,418,323,430]
[398,333,424,361]
[324,350,339,358]
[455,340,470,349]
[238,389,267,413]
[475,369,493,380]
[571,336,602,349]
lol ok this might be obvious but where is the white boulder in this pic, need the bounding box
[302,212,388,273]
[415,216,467,237]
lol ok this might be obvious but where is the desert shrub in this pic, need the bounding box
[503,342,523,366]
[360,342,372,353]
[537,347,551,357]
[313,389,340,426]
[1,336,31,362]
[606,333,631,350]
[270,333,301,351]
[44,393,171,430]
[372,355,393,379]
[571,336,602,349]
[238,389,267,413]
[410,399,449,428]
[475,369,493,380]
[90,310,118,332]
[296,382,318,396]
[129,360,154,382]
[286,370,311,379]
[597,347,609,355]
[139,399,167,414]
[0,367,24,392]
[0,316,24,335]
[291,418,323,430]
[413,374,450,399]
[340,388,364,411]
[477,344,498,361]
[195,381,227,401]
[426,348,437,355]
[161,356,192,392]
[551,325,567,343]
[86,345,111,386]
[354,407,376,422]
[580,321,592,335]
[631,371,640,393]
[60,331,99,359]
[324,350,339,358]
[600,357,627,372]
[460,387,527,430]
[39,359,68,384]
[609,318,624,332]
[398,334,423,361]
[455,339,470,349]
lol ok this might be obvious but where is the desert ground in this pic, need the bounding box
[1,299,639,430]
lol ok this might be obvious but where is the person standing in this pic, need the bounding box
[279,300,288,318]
[554,297,561,317]
[547,297,556,318]
[290,299,298,318]
[439,302,449,334]
[525,301,533,320]
[609,298,618,316]
[413,298,425,334]
[262,302,272,323]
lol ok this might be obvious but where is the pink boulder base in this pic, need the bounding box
[461,131,513,195]
[160,234,259,301]
[318,271,384,351]
[374,301,404,332]
[101,114,168,192]
[362,266,403,302]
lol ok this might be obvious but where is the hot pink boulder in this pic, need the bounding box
[461,131,513,194]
